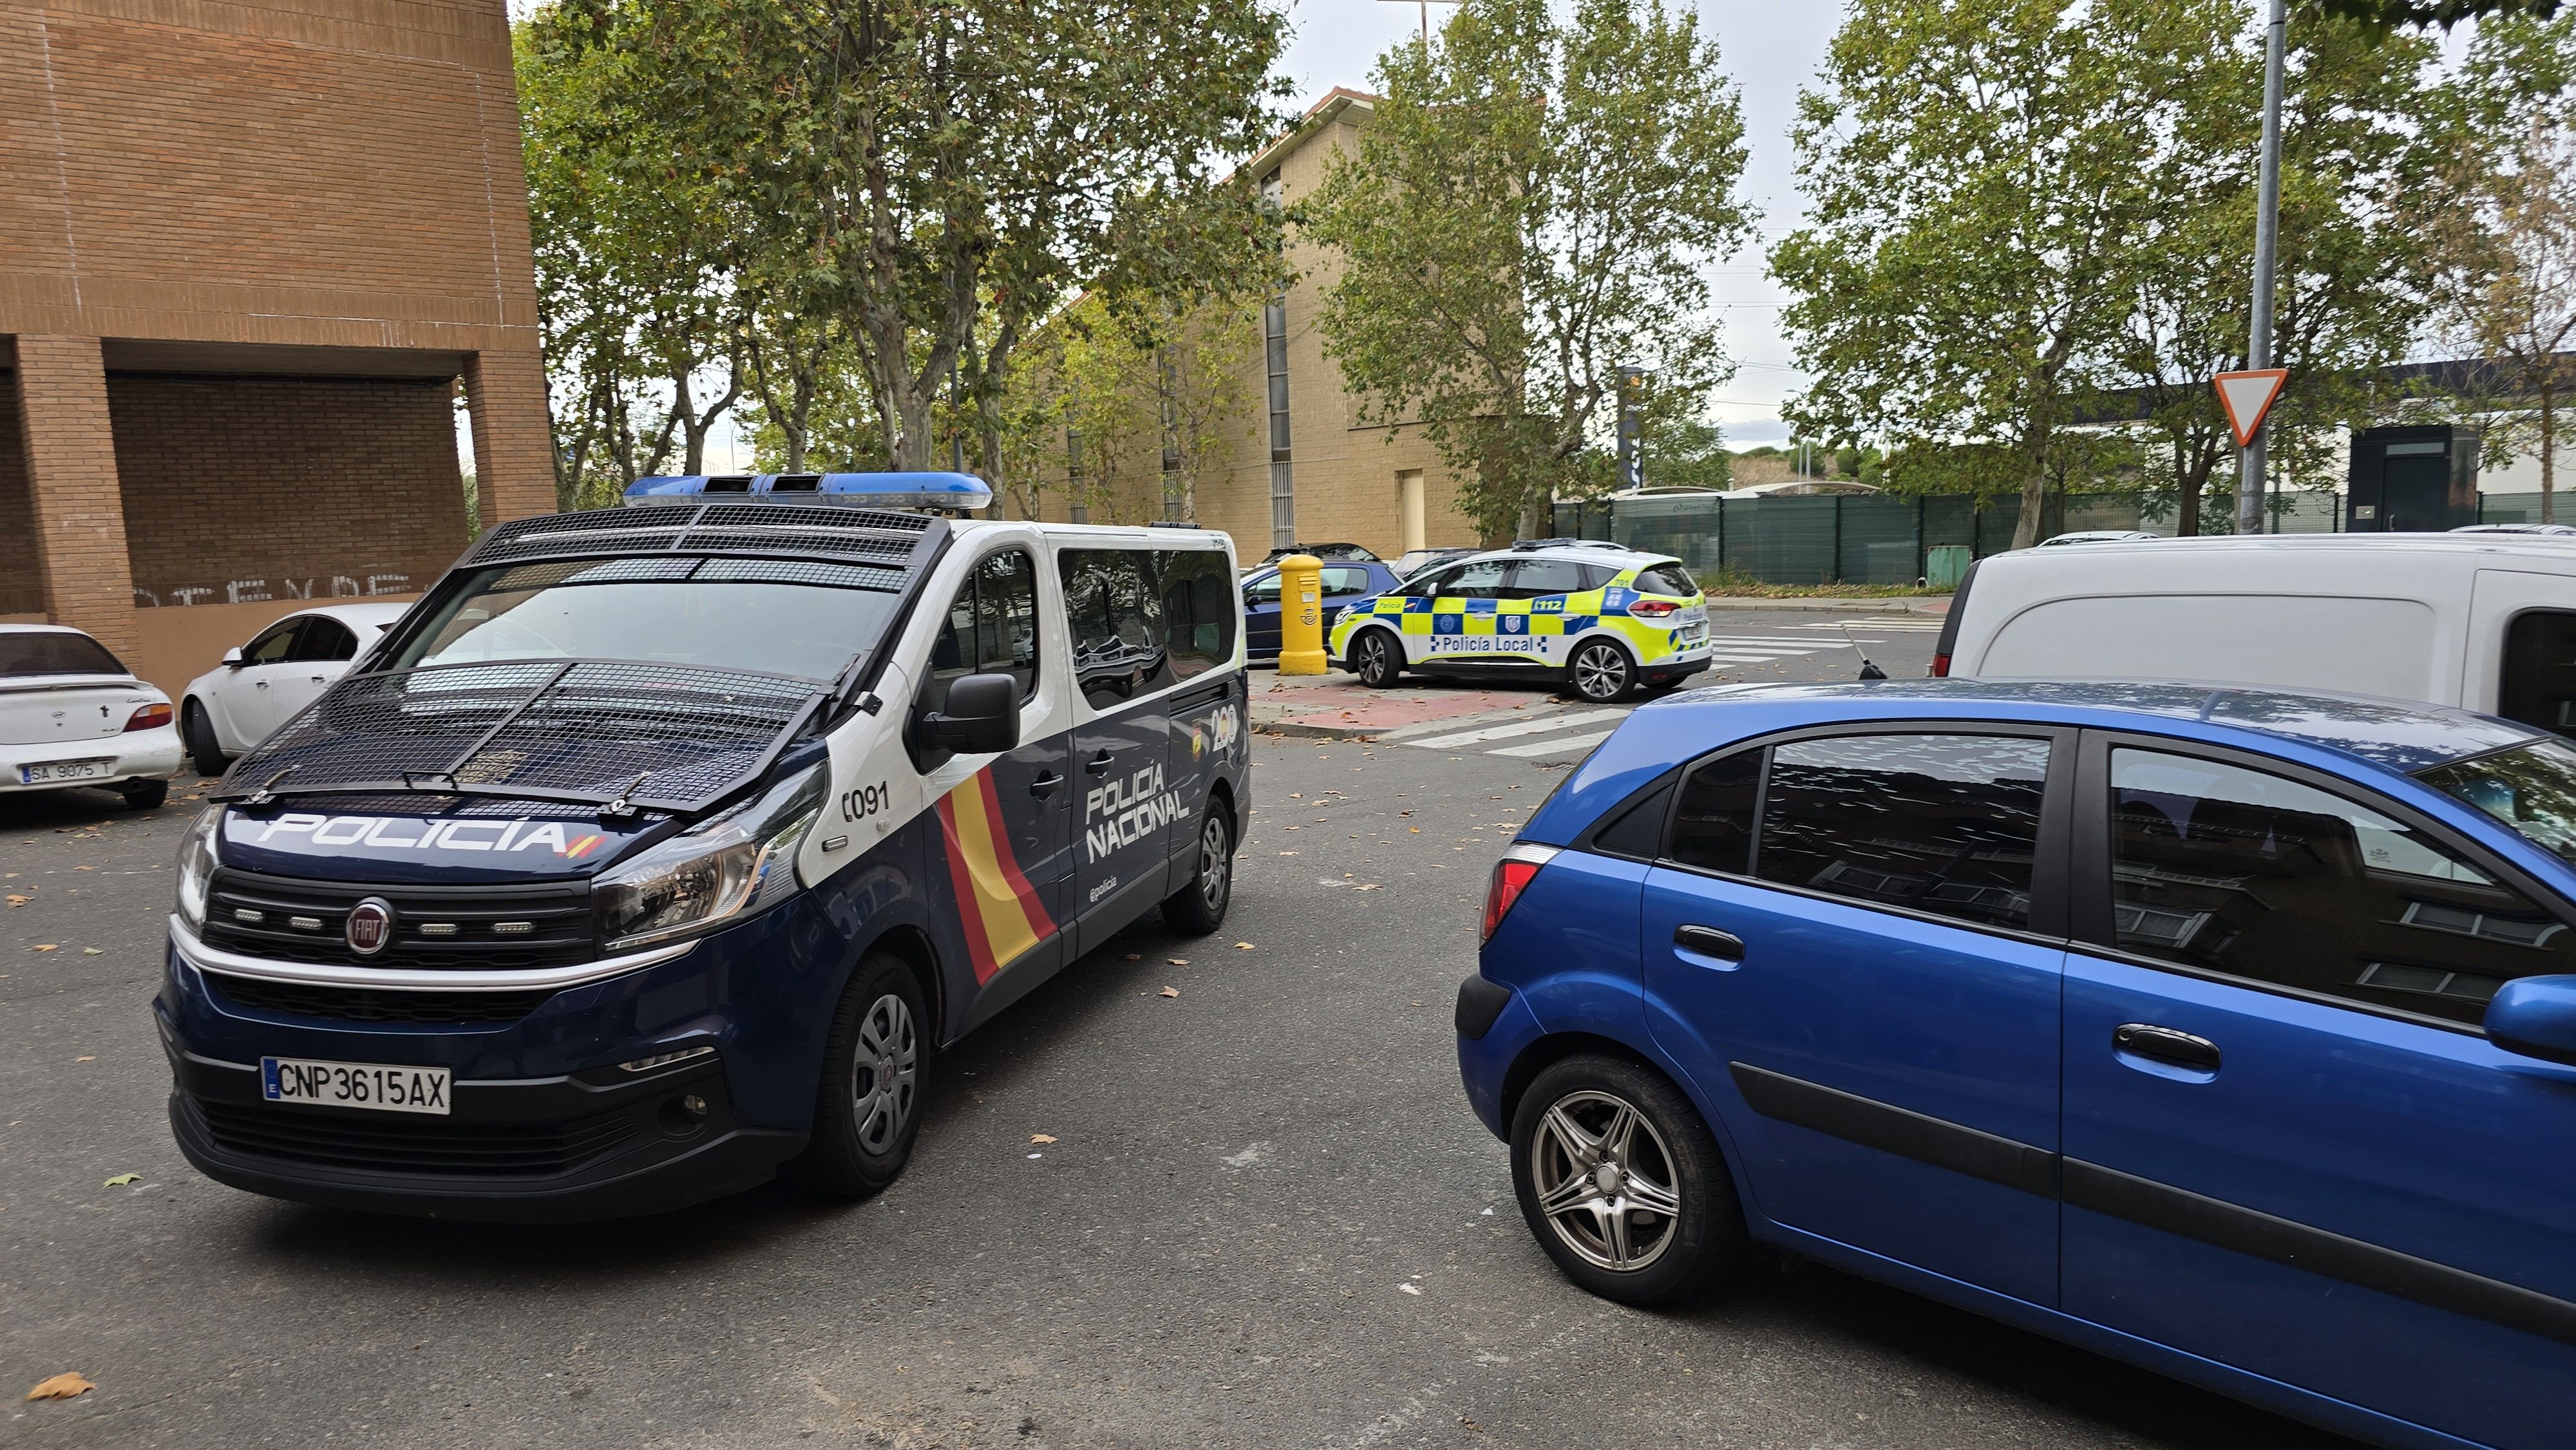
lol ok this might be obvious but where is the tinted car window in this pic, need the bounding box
[927,549,1040,704]
[1244,573,1282,603]
[1059,549,1170,706]
[2422,736,2576,867]
[290,618,358,663]
[1159,549,1235,681]
[1757,735,2050,928]
[1633,565,1700,597]
[0,632,127,677]
[2110,748,2575,1026]
[1504,560,1609,597]
[1321,567,1374,596]
[1670,749,1762,872]
[243,621,303,664]
[2498,610,2576,739]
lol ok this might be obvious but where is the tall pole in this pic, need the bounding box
[2238,0,2287,536]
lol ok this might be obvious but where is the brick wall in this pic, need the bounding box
[109,375,471,609]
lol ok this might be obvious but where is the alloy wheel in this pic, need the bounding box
[1197,814,1231,914]
[1572,643,1629,701]
[849,993,919,1155]
[1528,1088,1683,1272]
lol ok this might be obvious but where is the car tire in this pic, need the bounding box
[182,701,228,778]
[786,953,928,1200]
[119,778,170,811]
[1510,1054,1745,1306]
[1353,628,1405,688]
[1567,639,1636,703]
[1161,804,1235,934]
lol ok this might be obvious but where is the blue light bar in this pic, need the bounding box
[623,471,994,513]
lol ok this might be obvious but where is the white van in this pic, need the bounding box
[1933,534,2576,735]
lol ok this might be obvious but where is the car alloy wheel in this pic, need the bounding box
[1356,629,1402,688]
[1528,1088,1683,1272]
[849,992,918,1156]
[1570,641,1632,702]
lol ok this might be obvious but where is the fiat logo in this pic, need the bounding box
[346,898,395,957]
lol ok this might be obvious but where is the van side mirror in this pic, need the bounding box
[222,647,245,668]
[2485,975,2576,1065]
[918,672,1019,755]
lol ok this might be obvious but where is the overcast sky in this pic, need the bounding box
[1277,0,1844,449]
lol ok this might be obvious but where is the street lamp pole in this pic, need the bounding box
[2238,0,2287,536]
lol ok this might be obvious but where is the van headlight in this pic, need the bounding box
[175,807,222,932]
[593,767,825,953]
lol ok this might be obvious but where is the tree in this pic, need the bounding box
[558,0,1288,483]
[992,296,1258,523]
[1776,0,2233,550]
[1304,0,1755,541]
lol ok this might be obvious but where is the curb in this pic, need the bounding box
[1702,596,1949,613]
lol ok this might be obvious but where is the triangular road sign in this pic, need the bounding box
[2213,368,2289,447]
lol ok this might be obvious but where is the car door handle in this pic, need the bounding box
[1030,771,1063,798]
[254,680,270,690]
[2113,1023,2221,1072]
[1674,925,1745,961]
[1084,749,1116,775]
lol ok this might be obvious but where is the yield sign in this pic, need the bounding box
[2213,368,2289,447]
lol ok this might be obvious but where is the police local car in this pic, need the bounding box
[160,473,1249,1220]
[1327,543,1712,702]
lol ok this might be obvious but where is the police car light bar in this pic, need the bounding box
[624,471,994,513]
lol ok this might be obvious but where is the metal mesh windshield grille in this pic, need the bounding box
[462,502,936,571]
[218,660,823,813]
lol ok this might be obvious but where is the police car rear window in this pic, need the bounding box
[1633,565,1698,596]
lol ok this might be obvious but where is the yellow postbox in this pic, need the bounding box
[1275,552,1328,675]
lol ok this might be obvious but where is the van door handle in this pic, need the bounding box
[1674,925,1745,961]
[1030,771,1063,798]
[2114,1023,2221,1072]
[1084,749,1116,776]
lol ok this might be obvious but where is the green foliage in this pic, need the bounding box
[994,297,1260,523]
[1303,0,1755,540]
[1643,415,1731,491]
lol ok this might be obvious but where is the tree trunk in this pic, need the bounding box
[2011,441,2049,551]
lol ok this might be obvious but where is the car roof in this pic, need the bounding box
[1993,532,2576,561]
[0,623,96,637]
[1445,543,1680,570]
[283,601,412,627]
[1526,677,2549,847]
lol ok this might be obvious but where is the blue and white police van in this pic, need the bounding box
[158,473,1249,1219]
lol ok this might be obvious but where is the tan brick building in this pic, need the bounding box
[1010,90,1482,563]
[1,0,553,692]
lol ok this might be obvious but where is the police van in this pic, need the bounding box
[1327,541,1712,702]
[158,473,1249,1220]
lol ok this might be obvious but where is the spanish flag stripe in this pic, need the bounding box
[933,793,1001,984]
[973,768,1056,936]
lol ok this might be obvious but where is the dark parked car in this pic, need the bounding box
[1241,560,1406,664]
[1257,541,1381,566]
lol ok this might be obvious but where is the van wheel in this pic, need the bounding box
[1511,1054,1745,1306]
[786,954,927,1199]
[1353,628,1404,688]
[1162,807,1234,934]
[1567,640,1636,703]
[182,701,228,778]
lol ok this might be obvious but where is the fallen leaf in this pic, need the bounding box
[1167,957,1189,965]
[1408,827,1421,834]
[1278,850,1298,856]
[5,894,28,908]
[1030,1134,1057,1145]
[1353,883,1383,892]
[102,1173,138,1187]
[80,948,102,956]
[75,1056,95,1063]
[1159,986,1181,999]
[25,1373,93,1401]
[73,865,93,872]
[1398,1283,1423,1296]
[31,944,57,952]
[1234,941,1255,950]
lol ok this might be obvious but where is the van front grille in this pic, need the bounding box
[201,869,594,971]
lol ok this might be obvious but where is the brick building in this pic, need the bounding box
[1,0,553,691]
[1010,90,1482,562]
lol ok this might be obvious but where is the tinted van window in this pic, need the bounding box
[2499,610,2576,739]
[1757,735,2050,928]
[2110,748,2575,1026]
[927,549,1039,702]
[1157,549,1235,681]
[1059,549,1170,706]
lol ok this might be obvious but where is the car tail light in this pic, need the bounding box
[1628,599,1678,617]
[124,702,172,731]
[1929,652,1951,678]
[1482,843,1561,943]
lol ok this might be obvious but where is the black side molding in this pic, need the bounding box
[1728,1062,2058,1198]
[1455,977,1513,1039]
[2061,1158,2576,1349]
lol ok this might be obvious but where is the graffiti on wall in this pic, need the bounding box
[131,575,413,608]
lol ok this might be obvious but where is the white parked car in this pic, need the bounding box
[0,624,184,809]
[179,602,410,776]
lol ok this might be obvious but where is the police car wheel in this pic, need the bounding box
[1162,807,1234,934]
[1567,641,1635,702]
[182,701,228,778]
[788,954,927,1198]
[1353,628,1404,688]
[1510,1055,1745,1306]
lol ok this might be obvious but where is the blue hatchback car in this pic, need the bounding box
[1461,680,2576,1450]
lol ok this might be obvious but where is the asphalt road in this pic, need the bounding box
[3,619,2365,1449]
